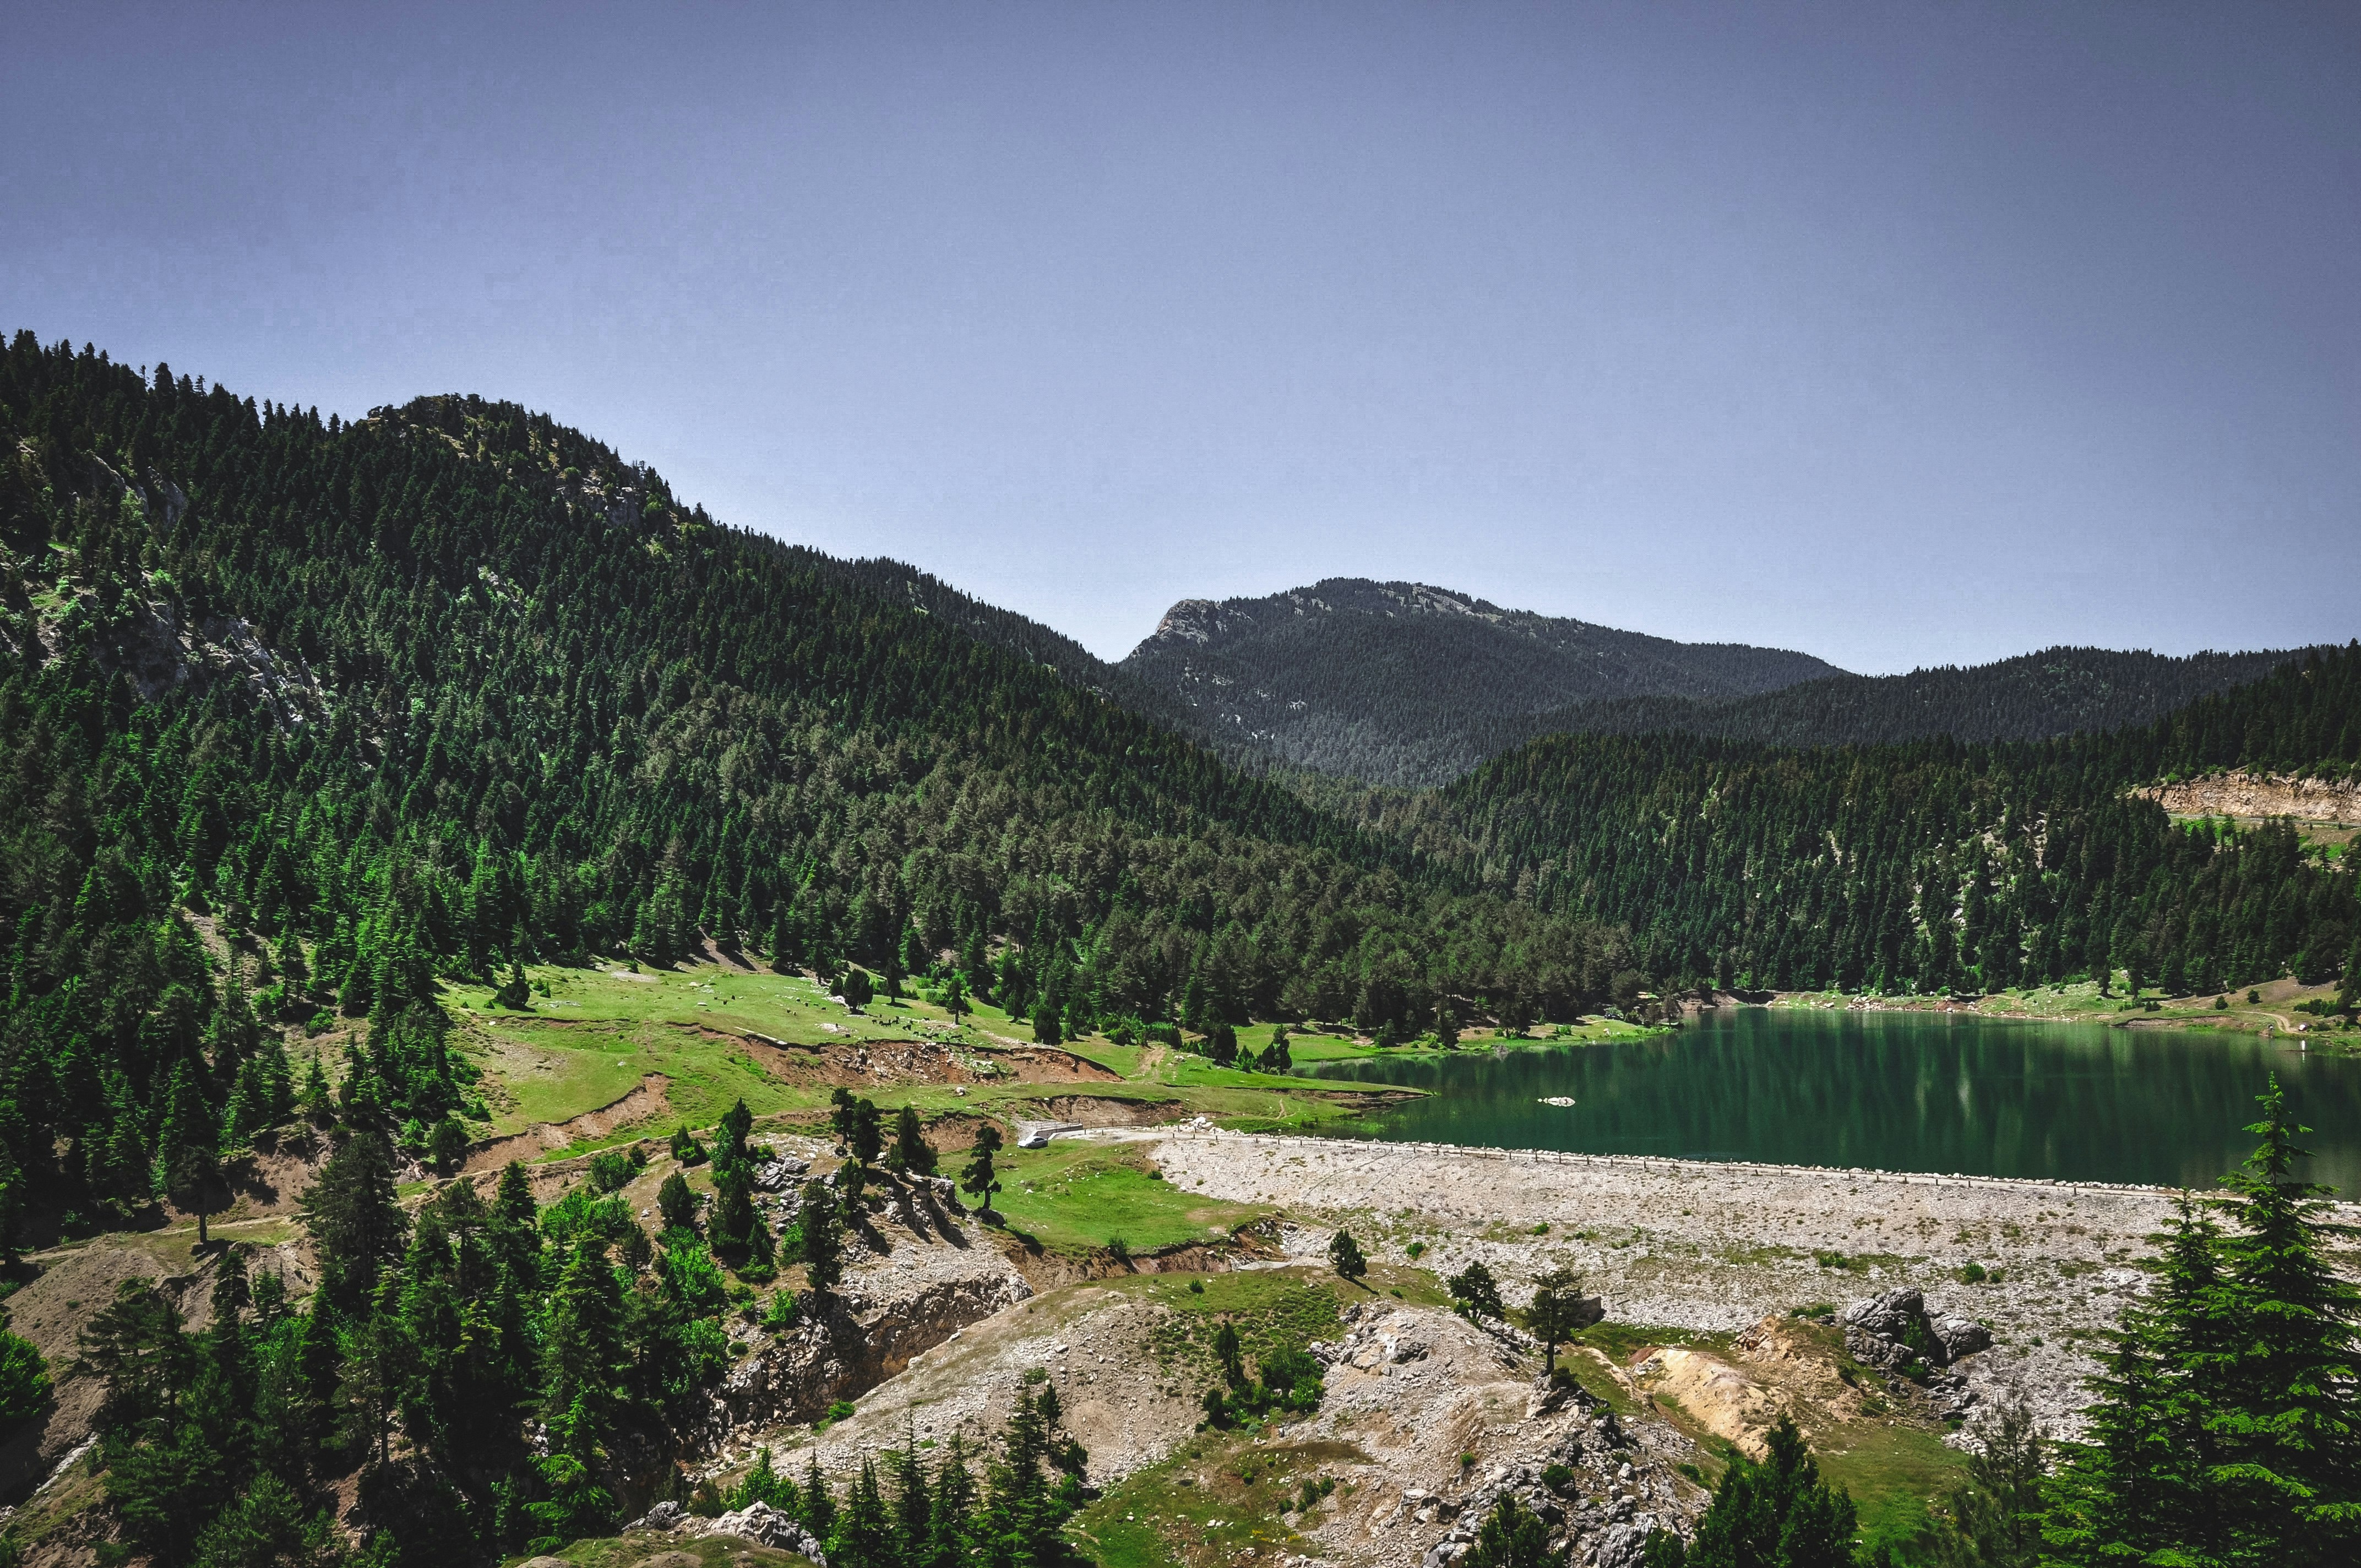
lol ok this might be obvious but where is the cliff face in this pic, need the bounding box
[2140,771,2361,824]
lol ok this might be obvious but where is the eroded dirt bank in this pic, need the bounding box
[2139,770,2361,823]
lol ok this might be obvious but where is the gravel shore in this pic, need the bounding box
[1144,1129,2361,1434]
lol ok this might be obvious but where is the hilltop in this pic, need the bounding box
[1118,579,1841,786]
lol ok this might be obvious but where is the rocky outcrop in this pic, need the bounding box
[2139,771,2361,825]
[638,1500,829,1562]
[1309,1303,1430,1370]
[1840,1288,1990,1371]
[627,1499,829,1559]
[1415,1402,1695,1568]
[686,1231,1033,1455]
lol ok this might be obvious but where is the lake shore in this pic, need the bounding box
[1140,1125,2361,1438]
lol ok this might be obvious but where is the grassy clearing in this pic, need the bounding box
[445,961,1397,1159]
[1070,1429,1369,1568]
[1815,1420,1967,1556]
[516,1533,815,1568]
[1125,1268,1346,1376]
[988,1147,1270,1255]
[1278,1015,1664,1066]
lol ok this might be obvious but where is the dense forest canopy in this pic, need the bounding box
[1434,646,2361,995]
[0,332,1640,1235]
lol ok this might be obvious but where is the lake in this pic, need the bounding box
[1301,1008,2361,1194]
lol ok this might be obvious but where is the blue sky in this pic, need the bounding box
[6,2,2355,671]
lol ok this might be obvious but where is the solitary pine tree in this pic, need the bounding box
[960,1124,1004,1219]
[1448,1261,1504,1322]
[891,1104,937,1175]
[1329,1230,1367,1282]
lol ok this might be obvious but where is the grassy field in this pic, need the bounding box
[1279,1014,1667,1065]
[1769,972,2359,1053]
[987,1146,1269,1255]
[439,960,1410,1163]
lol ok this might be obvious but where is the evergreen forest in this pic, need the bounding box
[1430,645,2361,998]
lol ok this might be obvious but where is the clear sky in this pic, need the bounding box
[6,2,2355,673]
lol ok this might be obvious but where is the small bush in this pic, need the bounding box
[1961,1261,1987,1284]
[1405,1240,1426,1259]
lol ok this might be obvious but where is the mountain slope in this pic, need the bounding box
[1517,644,2321,752]
[1428,644,2361,995]
[1117,578,1846,785]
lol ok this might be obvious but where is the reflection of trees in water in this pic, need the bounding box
[1306,1012,2361,1193]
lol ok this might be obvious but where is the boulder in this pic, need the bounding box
[631,1500,686,1531]
[703,1501,831,1563]
[1932,1314,1993,1362]
[1840,1288,1923,1342]
[752,1157,809,1193]
[1840,1287,1987,1370]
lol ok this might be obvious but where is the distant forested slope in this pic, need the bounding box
[1434,646,2361,995]
[0,334,1637,1231]
[1520,645,2317,752]
[1118,578,1845,785]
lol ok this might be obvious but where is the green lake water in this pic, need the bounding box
[1302,1008,2361,1195]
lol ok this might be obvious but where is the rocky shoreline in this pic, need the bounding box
[1143,1128,2361,1437]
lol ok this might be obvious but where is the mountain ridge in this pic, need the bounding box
[1115,575,2331,787]
[1118,576,1846,785]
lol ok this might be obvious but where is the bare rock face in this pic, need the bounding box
[671,1500,830,1562]
[751,1156,809,1193]
[1841,1287,1989,1370]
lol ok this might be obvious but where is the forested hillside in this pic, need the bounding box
[1434,645,2361,995]
[0,334,1636,1237]
[1116,578,2310,788]
[1117,578,1843,785]
[1516,644,2316,753]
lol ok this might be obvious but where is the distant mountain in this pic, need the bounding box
[1117,578,1847,785]
[1525,645,2325,753]
[1117,579,2329,786]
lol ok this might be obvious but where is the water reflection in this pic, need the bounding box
[1302,1009,2361,1195]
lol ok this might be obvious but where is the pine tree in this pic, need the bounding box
[659,1170,699,1232]
[1328,1230,1367,1281]
[799,1179,844,1298]
[1462,1493,1552,1568]
[890,1104,937,1176]
[927,1435,980,1568]
[301,1126,407,1316]
[803,1453,839,1541]
[2206,1076,2361,1560]
[1929,1391,2046,1568]
[889,1426,934,1568]
[1668,1417,1864,1568]
[711,1159,757,1259]
[543,1235,628,1430]
[960,1124,1004,1219]
[834,1457,893,1568]
[719,1098,754,1164]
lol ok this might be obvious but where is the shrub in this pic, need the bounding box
[658,1172,698,1232]
[589,1150,635,1193]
